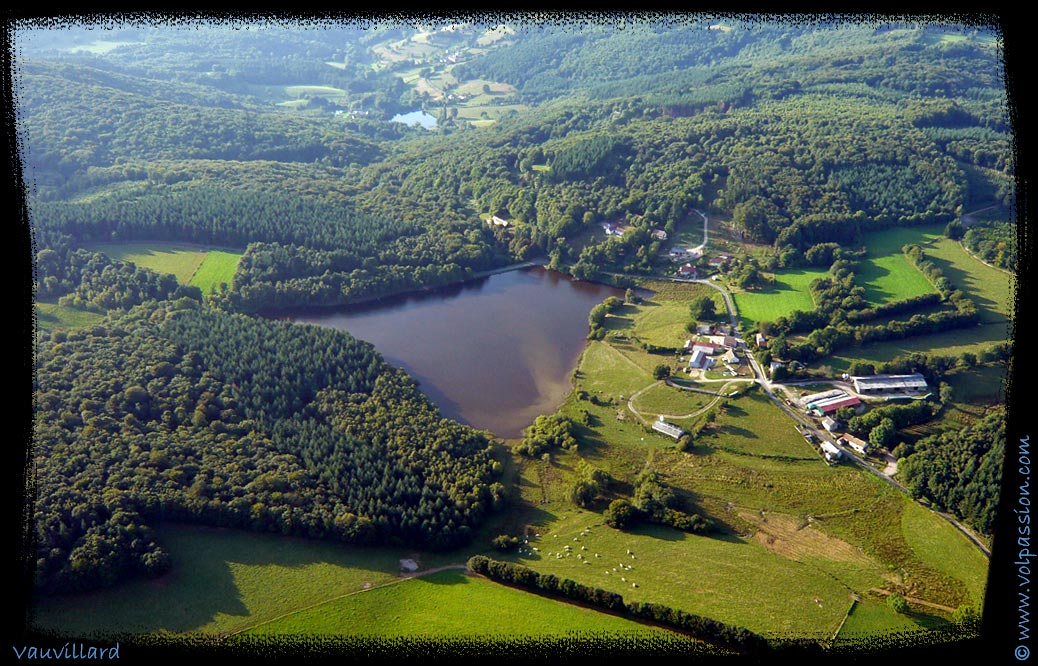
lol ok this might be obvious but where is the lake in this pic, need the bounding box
[285,267,625,438]
[390,109,437,129]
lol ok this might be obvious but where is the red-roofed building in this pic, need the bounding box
[809,396,862,416]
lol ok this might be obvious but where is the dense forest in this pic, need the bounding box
[33,300,503,592]
[20,19,1012,311]
[897,407,1006,534]
[19,17,1014,594]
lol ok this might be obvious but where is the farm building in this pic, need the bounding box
[821,417,841,434]
[668,247,701,261]
[688,349,715,370]
[708,254,733,268]
[697,324,714,336]
[603,223,634,237]
[755,333,767,348]
[769,361,785,374]
[821,440,843,462]
[851,373,929,395]
[799,389,846,408]
[652,417,687,440]
[809,395,863,416]
[488,215,511,227]
[706,334,739,348]
[839,434,870,455]
[723,349,740,365]
[677,263,697,277]
[652,229,668,240]
[692,342,722,356]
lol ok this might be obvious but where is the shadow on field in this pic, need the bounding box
[721,403,748,417]
[628,523,688,542]
[907,610,953,631]
[416,569,469,586]
[719,425,758,439]
[137,523,403,632]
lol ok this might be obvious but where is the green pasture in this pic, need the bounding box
[835,598,933,638]
[89,242,207,284]
[455,104,529,122]
[901,501,988,605]
[88,242,242,292]
[630,381,717,420]
[31,524,459,637]
[733,267,828,327]
[284,85,347,98]
[35,301,103,333]
[190,251,242,293]
[925,237,1014,322]
[827,322,1010,374]
[701,392,819,460]
[247,568,678,638]
[503,507,861,638]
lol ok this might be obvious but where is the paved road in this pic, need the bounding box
[690,208,709,254]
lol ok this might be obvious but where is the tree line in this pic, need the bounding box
[466,555,769,653]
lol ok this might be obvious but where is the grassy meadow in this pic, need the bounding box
[190,250,242,293]
[31,524,458,637]
[732,267,827,328]
[828,232,1013,372]
[247,568,678,637]
[89,242,242,293]
[856,225,943,305]
[35,301,104,333]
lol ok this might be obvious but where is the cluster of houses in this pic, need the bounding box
[684,331,743,371]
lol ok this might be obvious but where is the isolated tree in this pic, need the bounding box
[887,593,910,614]
[690,295,716,321]
[604,499,636,529]
[654,364,671,380]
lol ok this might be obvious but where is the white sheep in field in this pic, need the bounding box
[632,583,638,588]
[621,577,626,582]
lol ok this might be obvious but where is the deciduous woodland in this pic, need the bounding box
[21,15,1014,650]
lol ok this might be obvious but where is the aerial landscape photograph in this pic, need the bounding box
[9,10,1028,662]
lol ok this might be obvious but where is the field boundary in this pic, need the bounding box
[221,564,468,638]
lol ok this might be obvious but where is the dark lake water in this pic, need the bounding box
[390,109,437,129]
[285,267,625,438]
